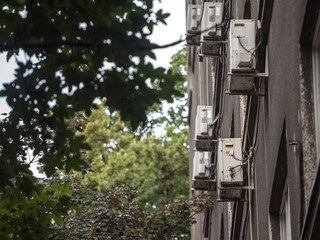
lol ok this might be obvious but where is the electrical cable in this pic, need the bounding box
[199,0,206,27]
[206,58,210,105]
[237,37,256,55]
[248,148,253,240]
[243,94,260,240]
[237,28,263,55]
[236,89,256,240]
[243,77,262,239]
[255,28,264,69]
[231,165,245,176]
[213,71,220,139]
[231,155,249,162]
[241,200,249,239]
[229,161,248,171]
[251,79,262,150]
[244,95,253,150]
[216,43,226,137]
[236,27,263,70]
[224,0,232,38]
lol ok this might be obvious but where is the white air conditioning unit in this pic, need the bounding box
[186,4,202,46]
[201,2,223,39]
[195,105,213,138]
[200,2,223,56]
[228,19,256,92]
[217,138,244,200]
[192,151,215,191]
[193,151,210,180]
[194,105,215,151]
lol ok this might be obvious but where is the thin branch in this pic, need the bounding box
[0,24,223,52]
[27,149,41,165]
[137,23,226,51]
[139,38,185,51]
[0,42,92,52]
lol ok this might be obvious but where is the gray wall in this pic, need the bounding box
[186,0,320,239]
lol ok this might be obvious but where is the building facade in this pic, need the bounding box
[186,0,320,239]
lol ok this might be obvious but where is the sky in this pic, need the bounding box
[0,0,186,117]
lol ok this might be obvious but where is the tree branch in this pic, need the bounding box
[139,38,185,51]
[0,42,92,52]
[138,22,227,50]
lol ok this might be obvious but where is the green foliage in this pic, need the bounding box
[170,47,187,80]
[76,104,188,205]
[49,46,195,238]
[0,178,71,240]
[50,177,216,240]
[135,47,187,136]
[0,0,189,234]
[0,0,182,182]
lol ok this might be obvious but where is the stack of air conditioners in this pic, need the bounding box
[228,19,257,93]
[192,105,215,191]
[217,138,244,200]
[199,2,223,57]
[186,4,202,46]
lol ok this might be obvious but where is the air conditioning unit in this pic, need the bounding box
[194,105,215,151]
[217,138,244,200]
[201,2,223,38]
[186,4,202,46]
[228,19,256,92]
[193,151,210,180]
[200,2,223,56]
[192,151,215,191]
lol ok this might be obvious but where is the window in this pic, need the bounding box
[312,13,320,166]
[279,180,292,240]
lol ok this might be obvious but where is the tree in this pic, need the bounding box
[49,46,201,239]
[75,104,189,205]
[50,177,215,240]
[75,47,189,205]
[0,174,72,240]
[0,1,185,239]
[0,0,184,183]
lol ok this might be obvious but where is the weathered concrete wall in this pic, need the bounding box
[299,47,316,211]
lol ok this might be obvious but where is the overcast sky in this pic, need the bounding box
[0,0,186,116]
